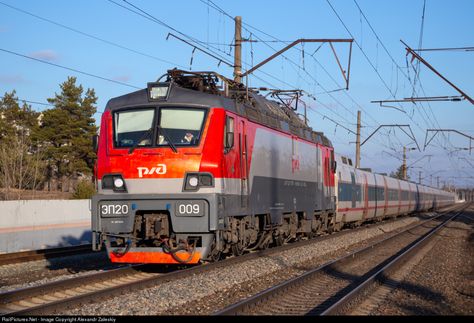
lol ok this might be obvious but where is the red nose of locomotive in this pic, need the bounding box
[92,80,226,264]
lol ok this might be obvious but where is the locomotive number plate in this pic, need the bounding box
[175,201,205,217]
[100,203,130,217]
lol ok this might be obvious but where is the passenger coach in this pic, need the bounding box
[335,154,455,224]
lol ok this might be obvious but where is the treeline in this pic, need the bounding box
[0,77,98,200]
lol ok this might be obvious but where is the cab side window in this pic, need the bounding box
[224,116,234,153]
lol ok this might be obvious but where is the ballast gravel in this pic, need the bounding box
[372,207,474,315]
[64,216,423,315]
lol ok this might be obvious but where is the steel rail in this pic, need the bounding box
[0,265,144,309]
[321,203,469,315]
[214,203,467,315]
[0,244,93,266]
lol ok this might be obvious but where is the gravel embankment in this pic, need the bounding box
[65,216,422,315]
[371,206,474,315]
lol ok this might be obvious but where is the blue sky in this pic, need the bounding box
[1,0,473,188]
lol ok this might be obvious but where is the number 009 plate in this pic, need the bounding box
[175,201,205,217]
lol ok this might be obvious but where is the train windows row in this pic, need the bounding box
[339,183,453,203]
[338,183,361,202]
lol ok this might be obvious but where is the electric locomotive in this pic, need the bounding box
[91,69,338,264]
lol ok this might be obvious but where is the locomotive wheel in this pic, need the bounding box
[313,219,324,234]
[208,249,222,262]
[208,238,224,262]
[260,240,270,250]
[231,242,245,256]
[327,223,335,234]
[274,234,284,247]
[259,234,272,250]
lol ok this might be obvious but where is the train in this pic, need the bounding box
[91,69,456,264]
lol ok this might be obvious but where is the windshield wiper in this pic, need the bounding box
[157,125,178,153]
[128,128,153,154]
[128,126,178,154]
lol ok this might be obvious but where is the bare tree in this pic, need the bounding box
[0,135,46,200]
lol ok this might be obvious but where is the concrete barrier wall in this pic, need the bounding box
[0,200,91,253]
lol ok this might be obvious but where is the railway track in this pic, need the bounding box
[0,205,460,315]
[214,203,469,316]
[0,227,353,315]
[0,244,94,266]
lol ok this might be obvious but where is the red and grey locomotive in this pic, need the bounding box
[91,69,455,264]
[92,69,337,264]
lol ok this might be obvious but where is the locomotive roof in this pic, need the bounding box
[105,69,333,148]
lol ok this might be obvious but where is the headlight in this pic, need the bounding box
[102,174,127,192]
[188,176,199,187]
[114,178,124,188]
[183,172,214,191]
[147,82,170,101]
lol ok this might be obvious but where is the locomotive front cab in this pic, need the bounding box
[92,80,227,264]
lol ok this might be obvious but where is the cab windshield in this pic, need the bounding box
[157,108,205,146]
[113,107,206,148]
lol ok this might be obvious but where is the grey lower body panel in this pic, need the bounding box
[218,176,334,225]
[91,176,336,262]
[92,176,334,236]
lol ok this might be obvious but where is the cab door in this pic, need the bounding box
[315,146,322,211]
[239,119,249,208]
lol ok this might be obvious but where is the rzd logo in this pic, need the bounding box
[137,164,167,178]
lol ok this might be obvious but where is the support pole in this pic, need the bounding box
[234,16,242,83]
[355,110,361,168]
[403,146,407,180]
